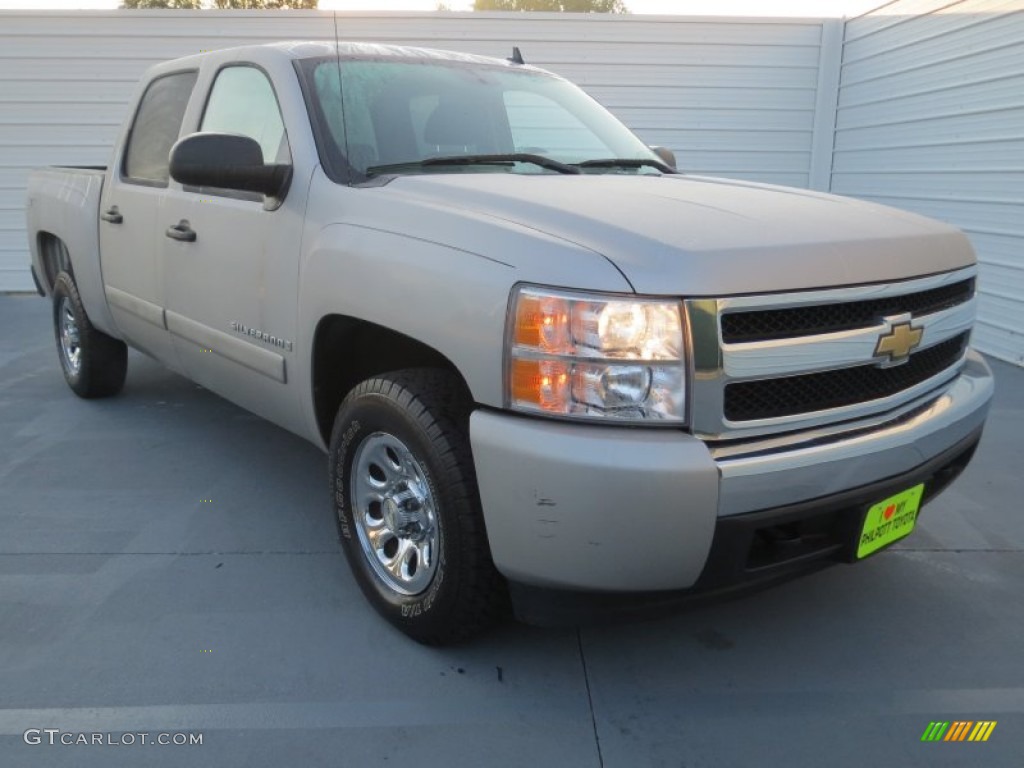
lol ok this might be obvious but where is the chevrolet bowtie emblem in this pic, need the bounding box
[875,321,923,364]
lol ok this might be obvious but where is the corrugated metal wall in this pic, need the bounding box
[0,10,827,293]
[832,0,1024,365]
[3,8,1021,367]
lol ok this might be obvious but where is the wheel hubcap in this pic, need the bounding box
[58,296,82,375]
[351,432,439,596]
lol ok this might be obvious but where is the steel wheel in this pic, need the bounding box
[51,270,127,399]
[329,369,507,644]
[351,431,440,596]
[58,295,82,375]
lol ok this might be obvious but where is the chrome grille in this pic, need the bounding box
[685,267,977,440]
[723,332,970,421]
[721,278,975,343]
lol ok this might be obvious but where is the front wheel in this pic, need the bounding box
[52,271,127,398]
[329,369,507,644]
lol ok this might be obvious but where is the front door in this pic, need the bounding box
[161,64,305,432]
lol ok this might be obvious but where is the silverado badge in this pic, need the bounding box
[230,321,294,352]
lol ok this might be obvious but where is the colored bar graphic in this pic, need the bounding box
[969,722,998,742]
[921,722,949,741]
[922,720,996,742]
[945,721,972,741]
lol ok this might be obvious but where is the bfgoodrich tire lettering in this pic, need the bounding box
[329,369,507,644]
[51,271,127,399]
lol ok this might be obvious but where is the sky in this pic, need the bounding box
[0,0,888,17]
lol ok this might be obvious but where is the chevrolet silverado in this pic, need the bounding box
[25,42,993,643]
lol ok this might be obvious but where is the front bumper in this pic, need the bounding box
[470,351,993,595]
[507,427,982,626]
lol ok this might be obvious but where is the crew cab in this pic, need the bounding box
[25,42,993,643]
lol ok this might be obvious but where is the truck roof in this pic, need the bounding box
[158,41,544,73]
[276,40,535,67]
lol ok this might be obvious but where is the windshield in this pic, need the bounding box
[299,57,663,181]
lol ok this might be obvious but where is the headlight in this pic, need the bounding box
[505,285,687,424]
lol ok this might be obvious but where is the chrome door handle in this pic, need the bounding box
[165,220,196,243]
[101,206,123,224]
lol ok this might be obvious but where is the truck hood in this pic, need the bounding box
[383,173,974,295]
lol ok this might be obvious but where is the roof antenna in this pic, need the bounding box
[332,11,353,182]
[508,46,525,65]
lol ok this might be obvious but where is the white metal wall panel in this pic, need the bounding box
[0,10,825,292]
[833,0,1024,365]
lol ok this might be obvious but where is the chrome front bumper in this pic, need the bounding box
[470,350,993,592]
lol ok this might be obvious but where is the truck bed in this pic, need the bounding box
[25,165,119,337]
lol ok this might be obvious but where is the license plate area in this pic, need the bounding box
[857,484,925,559]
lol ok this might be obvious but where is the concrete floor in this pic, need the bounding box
[1,293,1022,767]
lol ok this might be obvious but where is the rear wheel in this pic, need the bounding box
[52,271,127,398]
[329,369,507,644]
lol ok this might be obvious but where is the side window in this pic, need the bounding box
[122,71,198,185]
[201,66,290,164]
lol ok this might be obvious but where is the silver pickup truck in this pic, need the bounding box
[25,41,993,643]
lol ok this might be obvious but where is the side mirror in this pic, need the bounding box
[169,133,291,203]
[650,145,677,170]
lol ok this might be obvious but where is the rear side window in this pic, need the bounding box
[122,71,198,186]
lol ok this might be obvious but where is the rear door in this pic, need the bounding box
[161,63,306,432]
[99,70,198,368]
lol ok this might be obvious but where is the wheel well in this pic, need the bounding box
[312,316,471,445]
[37,232,73,291]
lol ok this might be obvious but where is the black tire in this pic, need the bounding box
[329,369,507,644]
[52,271,127,398]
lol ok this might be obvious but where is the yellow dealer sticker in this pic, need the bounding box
[857,484,925,559]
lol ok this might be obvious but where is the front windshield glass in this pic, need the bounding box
[301,57,663,180]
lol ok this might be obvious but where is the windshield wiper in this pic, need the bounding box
[366,153,580,177]
[574,158,675,173]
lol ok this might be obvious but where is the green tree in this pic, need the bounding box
[212,0,318,7]
[122,0,319,7]
[474,0,627,11]
[121,0,203,7]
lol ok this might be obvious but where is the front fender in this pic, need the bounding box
[297,223,515,412]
